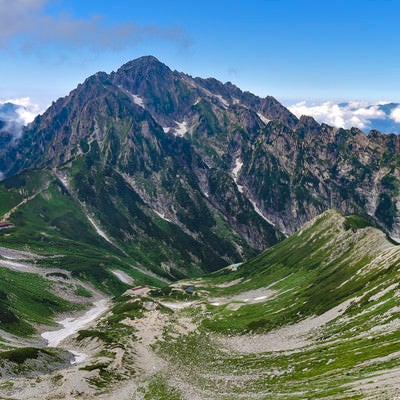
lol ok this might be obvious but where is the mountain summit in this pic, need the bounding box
[1,56,400,277]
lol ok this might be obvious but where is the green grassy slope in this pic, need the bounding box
[0,268,77,337]
[199,210,394,333]
[130,210,400,399]
[0,169,166,293]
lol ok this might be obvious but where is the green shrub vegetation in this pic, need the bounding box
[343,215,373,231]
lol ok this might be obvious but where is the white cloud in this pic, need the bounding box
[353,105,385,118]
[0,97,42,141]
[3,97,42,124]
[0,0,191,52]
[288,101,386,130]
[390,106,400,123]
[0,0,46,45]
[0,97,42,124]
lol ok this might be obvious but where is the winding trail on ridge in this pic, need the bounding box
[1,184,49,221]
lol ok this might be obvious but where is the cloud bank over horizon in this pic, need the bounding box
[288,101,400,134]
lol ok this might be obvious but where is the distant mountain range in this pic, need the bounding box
[1,56,400,279]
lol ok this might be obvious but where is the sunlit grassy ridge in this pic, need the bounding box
[135,210,400,399]
[197,210,395,333]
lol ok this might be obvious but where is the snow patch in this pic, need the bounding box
[215,95,229,108]
[118,86,145,108]
[112,270,134,285]
[173,121,188,137]
[70,350,87,364]
[41,299,109,348]
[131,94,145,107]
[232,157,244,193]
[154,210,171,222]
[232,158,243,181]
[236,183,244,193]
[0,246,43,260]
[58,175,70,190]
[210,287,276,307]
[227,263,242,271]
[248,197,275,226]
[257,112,271,125]
[162,127,171,133]
[390,236,400,244]
[86,215,114,245]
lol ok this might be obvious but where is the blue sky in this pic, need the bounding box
[1,0,400,110]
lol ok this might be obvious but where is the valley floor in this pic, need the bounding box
[3,278,400,400]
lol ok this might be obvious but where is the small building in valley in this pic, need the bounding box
[184,285,195,295]
[0,222,14,229]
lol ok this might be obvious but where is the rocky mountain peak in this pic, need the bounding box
[259,96,299,129]
[296,115,320,136]
[114,55,172,78]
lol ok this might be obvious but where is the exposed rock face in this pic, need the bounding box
[2,56,400,275]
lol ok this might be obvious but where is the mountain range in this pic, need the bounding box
[1,56,400,271]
